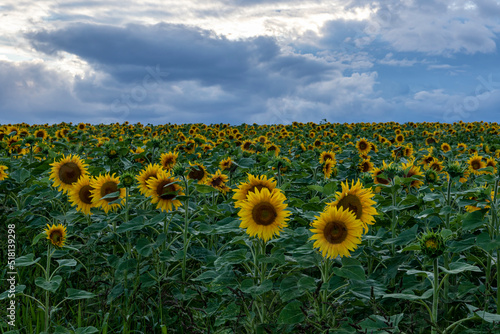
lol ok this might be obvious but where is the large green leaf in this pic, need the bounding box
[35,276,62,293]
[332,258,366,281]
[15,254,41,267]
[214,249,248,270]
[277,300,305,324]
[66,288,96,300]
[383,289,433,300]
[439,262,481,275]
[462,209,487,231]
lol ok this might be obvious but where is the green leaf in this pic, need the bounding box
[117,216,145,233]
[332,258,366,281]
[66,288,96,300]
[476,233,500,252]
[56,259,77,267]
[234,158,255,169]
[307,185,324,193]
[382,224,419,247]
[0,285,25,300]
[279,276,303,302]
[54,326,71,334]
[323,181,337,196]
[214,249,248,270]
[15,254,41,267]
[75,327,99,334]
[194,184,216,193]
[439,262,481,275]
[136,238,154,257]
[32,232,46,246]
[240,279,273,296]
[10,168,30,183]
[462,209,488,231]
[35,275,62,293]
[383,289,433,300]
[278,300,305,324]
[466,304,500,323]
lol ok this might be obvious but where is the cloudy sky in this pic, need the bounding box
[1,0,500,125]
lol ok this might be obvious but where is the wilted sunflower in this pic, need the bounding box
[90,173,126,213]
[160,151,179,170]
[310,206,364,259]
[468,154,486,175]
[356,138,371,155]
[44,223,67,248]
[187,162,208,184]
[319,151,336,164]
[49,154,88,193]
[238,187,290,242]
[136,163,164,195]
[146,170,184,212]
[325,179,377,232]
[0,165,8,180]
[206,170,230,194]
[233,174,277,206]
[68,175,95,215]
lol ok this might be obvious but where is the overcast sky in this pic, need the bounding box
[1,0,500,125]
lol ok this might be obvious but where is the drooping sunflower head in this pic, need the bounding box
[401,159,424,189]
[44,223,67,248]
[49,154,88,193]
[146,170,184,212]
[468,154,486,175]
[326,179,377,232]
[136,163,164,195]
[0,165,8,181]
[68,175,95,215]
[90,173,126,213]
[428,160,444,172]
[237,187,290,242]
[323,159,337,179]
[310,206,364,259]
[220,157,233,171]
[160,151,179,170]
[233,174,277,205]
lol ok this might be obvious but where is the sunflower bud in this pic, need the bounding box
[360,172,373,185]
[419,230,445,259]
[172,163,185,177]
[425,169,439,184]
[445,162,464,179]
[120,172,135,188]
[24,136,36,146]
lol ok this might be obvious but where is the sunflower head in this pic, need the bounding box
[233,174,277,205]
[90,173,126,213]
[44,223,67,248]
[120,172,135,188]
[49,154,88,193]
[68,175,95,215]
[445,162,464,179]
[237,187,290,242]
[0,165,8,181]
[310,206,364,259]
[146,170,184,212]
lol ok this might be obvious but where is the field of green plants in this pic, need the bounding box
[1,121,500,333]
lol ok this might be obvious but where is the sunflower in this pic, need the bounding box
[233,174,278,206]
[0,165,8,180]
[160,151,179,170]
[485,157,497,173]
[219,157,233,171]
[136,163,164,195]
[323,159,335,179]
[187,162,208,184]
[49,154,88,193]
[428,160,444,172]
[395,134,404,144]
[371,161,392,186]
[468,154,486,175]
[441,143,451,153]
[356,138,371,155]
[206,169,230,194]
[325,179,377,232]
[403,145,414,157]
[457,143,467,152]
[358,159,374,173]
[319,151,336,164]
[240,140,255,153]
[90,173,126,213]
[401,159,424,189]
[309,206,364,259]
[34,129,48,140]
[237,187,290,242]
[68,175,95,215]
[44,223,67,248]
[146,170,184,212]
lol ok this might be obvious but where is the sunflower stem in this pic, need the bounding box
[432,258,439,334]
[44,244,52,333]
[443,177,452,311]
[181,177,190,288]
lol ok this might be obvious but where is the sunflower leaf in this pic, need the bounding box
[15,254,41,267]
[462,209,488,231]
[333,258,366,282]
[32,232,46,246]
[35,275,62,293]
[278,300,305,324]
[195,184,216,193]
[66,288,96,300]
[466,304,500,323]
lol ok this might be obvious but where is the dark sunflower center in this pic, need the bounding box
[249,184,266,195]
[337,194,363,219]
[362,162,370,172]
[157,181,177,200]
[471,161,481,170]
[252,202,277,226]
[59,162,82,185]
[375,171,389,185]
[101,181,119,202]
[397,136,403,141]
[243,142,251,149]
[79,185,93,204]
[324,154,333,161]
[323,220,348,244]
[359,142,367,150]
[36,131,44,138]
[51,231,62,243]
[210,177,223,187]
[188,166,205,180]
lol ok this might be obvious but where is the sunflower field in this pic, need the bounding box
[1,121,500,333]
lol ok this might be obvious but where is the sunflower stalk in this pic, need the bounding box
[44,244,53,333]
[181,176,190,288]
[432,258,440,334]
[443,176,453,310]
